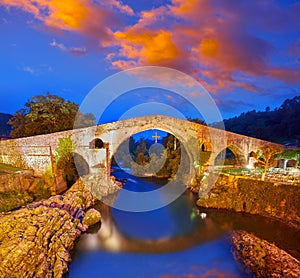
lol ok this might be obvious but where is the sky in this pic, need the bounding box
[0,0,300,121]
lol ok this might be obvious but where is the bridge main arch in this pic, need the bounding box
[93,116,201,183]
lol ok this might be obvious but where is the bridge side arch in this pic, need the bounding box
[212,144,247,167]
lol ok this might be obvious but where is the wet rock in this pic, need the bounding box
[232,230,300,277]
[0,176,121,277]
[82,208,101,227]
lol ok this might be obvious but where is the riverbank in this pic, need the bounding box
[191,173,300,276]
[195,173,300,229]
[232,230,300,277]
[0,167,55,212]
[0,176,120,277]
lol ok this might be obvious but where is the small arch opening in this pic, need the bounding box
[200,142,212,152]
[214,145,245,167]
[89,138,104,149]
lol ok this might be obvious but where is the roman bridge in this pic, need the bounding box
[0,115,282,179]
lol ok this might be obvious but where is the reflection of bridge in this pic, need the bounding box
[0,115,282,178]
[77,197,226,254]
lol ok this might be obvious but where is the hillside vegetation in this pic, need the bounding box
[0,113,12,136]
[221,96,300,143]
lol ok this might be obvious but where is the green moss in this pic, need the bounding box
[0,163,23,172]
[44,166,55,185]
[33,181,51,201]
[0,191,33,212]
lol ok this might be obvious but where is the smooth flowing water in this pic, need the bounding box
[68,168,300,278]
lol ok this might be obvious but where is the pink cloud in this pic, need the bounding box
[50,40,87,55]
[1,0,300,95]
[106,0,300,94]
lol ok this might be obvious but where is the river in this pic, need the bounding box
[67,167,300,278]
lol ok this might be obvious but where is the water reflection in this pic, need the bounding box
[68,168,300,277]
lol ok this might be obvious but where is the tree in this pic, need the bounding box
[186,116,206,125]
[276,148,300,169]
[251,145,283,181]
[8,93,95,138]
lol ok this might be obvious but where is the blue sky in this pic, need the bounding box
[0,0,300,121]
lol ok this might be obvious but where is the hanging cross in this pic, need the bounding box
[152,131,160,144]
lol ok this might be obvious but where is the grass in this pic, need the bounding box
[220,167,264,176]
[0,163,23,172]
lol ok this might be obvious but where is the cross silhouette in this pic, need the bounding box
[152,131,160,143]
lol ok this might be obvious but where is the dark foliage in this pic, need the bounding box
[220,96,300,143]
[0,113,12,136]
[8,93,95,138]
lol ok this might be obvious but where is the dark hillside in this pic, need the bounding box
[0,113,12,136]
[221,96,300,144]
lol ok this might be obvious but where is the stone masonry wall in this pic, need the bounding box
[0,115,283,176]
[196,173,300,228]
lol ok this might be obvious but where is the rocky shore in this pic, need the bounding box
[0,177,119,278]
[190,173,300,277]
[232,230,300,277]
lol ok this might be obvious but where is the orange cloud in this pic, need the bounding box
[2,0,299,95]
[1,0,90,30]
[0,0,133,32]
[45,0,89,30]
[113,29,179,65]
[200,38,219,58]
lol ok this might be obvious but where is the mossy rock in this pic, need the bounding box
[82,208,101,227]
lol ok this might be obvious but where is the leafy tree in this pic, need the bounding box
[8,93,95,138]
[251,145,283,181]
[130,134,182,178]
[136,152,149,166]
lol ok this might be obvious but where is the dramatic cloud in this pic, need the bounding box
[107,0,300,94]
[1,0,300,97]
[2,0,90,30]
[0,0,132,43]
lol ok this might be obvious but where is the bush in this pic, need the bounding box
[33,180,51,201]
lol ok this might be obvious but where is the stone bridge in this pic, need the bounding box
[0,115,282,179]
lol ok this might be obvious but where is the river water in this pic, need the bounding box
[68,168,300,278]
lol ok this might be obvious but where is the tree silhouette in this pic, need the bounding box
[8,93,95,138]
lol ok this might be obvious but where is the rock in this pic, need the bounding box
[82,208,101,227]
[0,175,121,277]
[232,230,300,277]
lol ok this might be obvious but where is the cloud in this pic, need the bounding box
[1,0,89,30]
[23,66,35,75]
[113,29,179,65]
[106,0,300,94]
[22,64,52,75]
[216,98,254,113]
[50,40,87,55]
[0,0,132,45]
[104,0,134,15]
[289,39,300,59]
[2,0,300,96]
